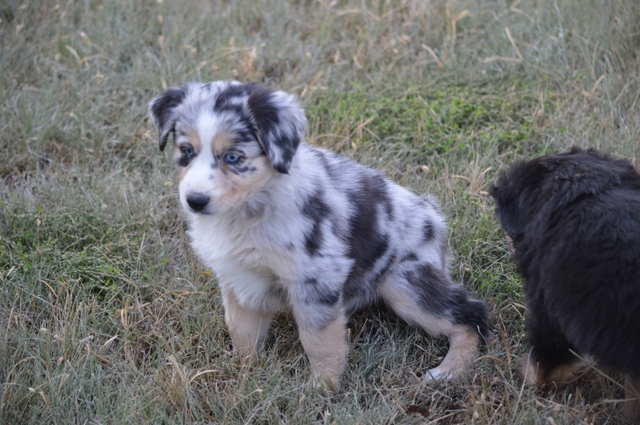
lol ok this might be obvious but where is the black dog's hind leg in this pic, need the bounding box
[520,306,583,385]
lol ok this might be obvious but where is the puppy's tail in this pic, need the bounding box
[452,292,493,345]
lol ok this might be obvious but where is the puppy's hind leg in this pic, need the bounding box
[380,263,489,381]
[520,302,583,386]
[425,324,482,381]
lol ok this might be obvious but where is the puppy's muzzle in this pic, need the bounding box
[186,193,210,213]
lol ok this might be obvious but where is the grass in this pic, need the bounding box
[1,0,639,423]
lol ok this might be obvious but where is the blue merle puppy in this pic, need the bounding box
[149,81,490,390]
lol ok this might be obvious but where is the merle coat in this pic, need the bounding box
[149,81,490,389]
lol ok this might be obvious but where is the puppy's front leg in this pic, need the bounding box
[292,303,349,391]
[222,288,274,356]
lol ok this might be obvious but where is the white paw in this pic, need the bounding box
[424,366,454,382]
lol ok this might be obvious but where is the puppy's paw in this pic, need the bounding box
[424,366,455,383]
[517,355,544,385]
[309,372,341,393]
[517,354,578,387]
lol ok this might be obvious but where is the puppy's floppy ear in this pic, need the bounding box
[491,159,554,240]
[490,180,526,241]
[247,85,306,174]
[148,86,187,151]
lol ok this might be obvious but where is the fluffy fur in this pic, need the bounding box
[491,148,640,423]
[149,81,489,390]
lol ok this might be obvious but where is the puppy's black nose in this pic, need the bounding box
[186,193,210,212]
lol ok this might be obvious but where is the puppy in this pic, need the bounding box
[491,148,640,423]
[149,81,489,390]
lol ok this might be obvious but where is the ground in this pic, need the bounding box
[1,0,639,423]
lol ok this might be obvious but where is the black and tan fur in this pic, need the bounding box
[491,148,640,423]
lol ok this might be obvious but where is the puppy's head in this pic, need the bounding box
[491,147,636,247]
[149,81,307,215]
[490,158,551,248]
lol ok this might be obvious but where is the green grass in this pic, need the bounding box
[1,0,639,423]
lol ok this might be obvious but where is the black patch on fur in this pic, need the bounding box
[450,291,491,338]
[400,252,418,263]
[348,237,389,278]
[212,85,261,149]
[247,85,302,174]
[318,291,340,306]
[176,155,192,168]
[304,234,321,257]
[149,87,187,151]
[370,253,396,286]
[247,86,280,130]
[303,278,339,306]
[403,263,490,338]
[233,164,257,175]
[214,83,255,111]
[491,147,640,378]
[357,172,395,220]
[403,264,451,312]
[312,149,345,184]
[301,190,330,257]
[422,221,434,242]
[342,170,396,304]
[345,172,392,268]
[233,129,260,147]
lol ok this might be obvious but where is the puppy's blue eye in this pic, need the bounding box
[180,145,195,158]
[224,152,241,164]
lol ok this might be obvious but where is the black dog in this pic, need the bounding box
[491,148,640,423]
